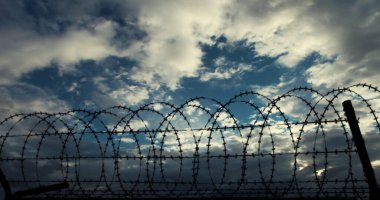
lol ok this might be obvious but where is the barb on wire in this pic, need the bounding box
[1,83,380,199]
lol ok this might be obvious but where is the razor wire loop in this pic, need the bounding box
[0,83,379,199]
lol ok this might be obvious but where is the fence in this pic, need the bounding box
[1,83,380,199]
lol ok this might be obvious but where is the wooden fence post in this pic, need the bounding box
[343,100,378,200]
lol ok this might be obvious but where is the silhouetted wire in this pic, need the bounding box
[0,83,379,199]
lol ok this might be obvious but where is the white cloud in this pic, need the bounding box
[200,63,253,82]
[0,21,127,84]
[372,160,380,168]
[302,0,380,88]
[129,120,149,130]
[67,82,78,92]
[120,137,135,144]
[0,83,69,118]
[1,0,379,128]
[125,0,229,90]
[219,0,380,93]
[1,0,380,93]
[306,56,380,88]
[123,0,380,92]
[251,76,296,97]
[222,0,315,67]
[110,85,149,106]
[215,111,237,127]
[214,56,227,66]
[184,100,201,116]
[92,76,109,93]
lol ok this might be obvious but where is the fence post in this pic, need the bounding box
[343,100,378,200]
[0,168,11,200]
[11,182,69,200]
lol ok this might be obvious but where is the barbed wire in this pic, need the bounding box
[1,83,380,199]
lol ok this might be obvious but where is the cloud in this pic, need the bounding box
[1,0,380,93]
[222,0,315,67]
[0,83,69,118]
[120,137,135,144]
[302,0,380,88]
[124,0,229,90]
[220,0,380,89]
[110,85,150,106]
[92,76,110,93]
[0,20,127,84]
[251,75,296,97]
[200,56,254,81]
[0,0,230,108]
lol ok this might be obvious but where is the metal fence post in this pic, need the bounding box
[343,100,379,200]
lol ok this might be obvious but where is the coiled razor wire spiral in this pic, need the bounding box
[1,83,380,199]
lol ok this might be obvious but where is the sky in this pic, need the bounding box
[0,0,379,115]
[1,0,380,198]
